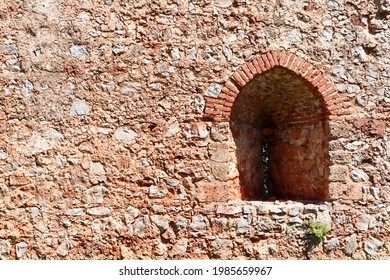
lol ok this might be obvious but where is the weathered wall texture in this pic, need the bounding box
[0,0,389,259]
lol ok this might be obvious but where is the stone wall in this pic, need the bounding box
[0,0,389,260]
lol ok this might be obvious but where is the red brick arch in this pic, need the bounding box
[204,50,348,121]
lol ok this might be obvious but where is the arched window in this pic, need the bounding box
[204,50,345,201]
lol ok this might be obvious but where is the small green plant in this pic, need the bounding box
[227,218,235,229]
[306,220,329,240]
[10,235,18,244]
[284,226,292,235]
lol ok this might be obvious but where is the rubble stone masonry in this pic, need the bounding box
[0,0,389,259]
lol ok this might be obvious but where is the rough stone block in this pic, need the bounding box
[209,142,229,163]
[210,238,233,259]
[120,82,142,94]
[184,122,209,139]
[351,169,369,182]
[356,214,371,231]
[329,165,348,182]
[113,127,138,144]
[268,205,286,215]
[148,186,168,198]
[56,239,70,257]
[329,183,363,201]
[9,175,32,186]
[344,235,358,256]
[325,238,339,253]
[364,236,384,256]
[216,204,242,215]
[69,99,89,116]
[169,238,188,257]
[69,45,89,58]
[87,207,112,216]
[89,162,106,184]
[210,162,230,181]
[16,242,28,259]
[66,208,84,216]
[151,215,171,232]
[193,181,229,203]
[86,185,108,205]
[288,204,303,216]
[204,83,223,98]
[189,215,208,235]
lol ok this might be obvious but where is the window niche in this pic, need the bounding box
[230,66,329,201]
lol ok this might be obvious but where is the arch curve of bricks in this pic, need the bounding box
[203,49,350,122]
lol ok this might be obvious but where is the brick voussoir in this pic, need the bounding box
[225,80,240,94]
[223,101,234,108]
[215,104,231,112]
[290,56,302,72]
[296,60,308,75]
[310,73,324,84]
[241,64,254,80]
[279,50,287,66]
[237,69,250,83]
[307,70,321,82]
[272,50,280,65]
[318,83,334,94]
[267,51,275,68]
[252,58,263,74]
[324,92,339,102]
[256,56,268,72]
[232,72,246,87]
[246,61,258,76]
[204,108,222,116]
[299,62,311,76]
[281,51,291,66]
[261,54,272,70]
[286,53,297,69]
[316,77,329,88]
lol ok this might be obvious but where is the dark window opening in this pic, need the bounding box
[262,140,270,199]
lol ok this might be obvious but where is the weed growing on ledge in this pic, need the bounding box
[306,220,330,241]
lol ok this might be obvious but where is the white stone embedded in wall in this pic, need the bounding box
[69,45,90,58]
[113,126,138,143]
[70,99,90,116]
[204,83,222,98]
[164,120,180,138]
